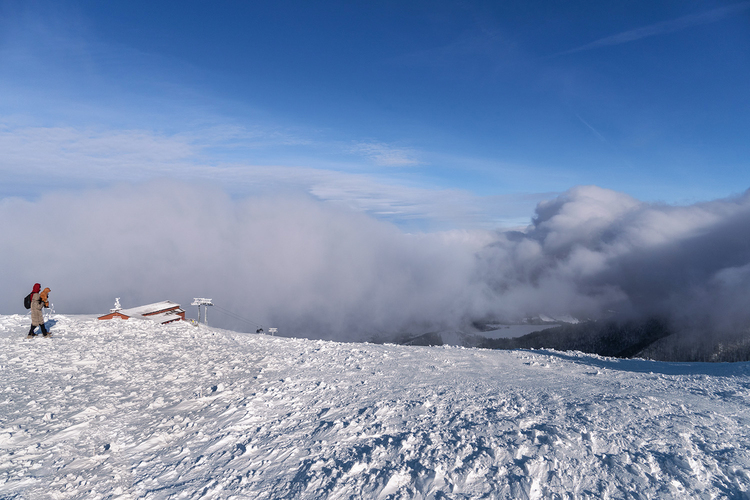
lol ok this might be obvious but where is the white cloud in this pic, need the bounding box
[0,124,196,181]
[0,182,491,339]
[3,182,750,342]
[479,185,750,330]
[350,142,423,167]
[0,123,538,230]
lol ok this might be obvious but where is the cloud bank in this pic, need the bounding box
[0,181,491,338]
[2,182,750,341]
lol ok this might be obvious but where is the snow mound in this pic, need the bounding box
[1,315,749,499]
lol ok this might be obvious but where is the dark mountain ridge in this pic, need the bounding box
[393,318,750,362]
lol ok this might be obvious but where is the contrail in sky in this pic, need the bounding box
[575,114,609,144]
[560,2,750,55]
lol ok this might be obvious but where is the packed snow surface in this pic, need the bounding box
[1,315,750,499]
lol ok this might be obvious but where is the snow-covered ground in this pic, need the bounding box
[1,315,749,499]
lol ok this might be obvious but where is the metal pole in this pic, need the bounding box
[191,299,213,326]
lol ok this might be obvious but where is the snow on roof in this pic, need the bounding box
[100,301,185,325]
[118,301,181,318]
[142,311,184,325]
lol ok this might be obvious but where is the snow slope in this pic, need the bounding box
[1,315,749,499]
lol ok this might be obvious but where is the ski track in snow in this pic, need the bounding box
[1,315,749,499]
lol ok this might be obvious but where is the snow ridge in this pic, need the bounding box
[1,315,749,499]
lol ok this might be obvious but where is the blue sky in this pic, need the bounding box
[1,0,749,230]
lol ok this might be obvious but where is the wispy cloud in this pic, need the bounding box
[0,123,535,230]
[560,2,750,55]
[387,26,526,81]
[0,124,197,181]
[391,28,505,66]
[350,141,423,167]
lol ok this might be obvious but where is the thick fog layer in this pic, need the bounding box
[2,182,749,340]
[477,185,750,338]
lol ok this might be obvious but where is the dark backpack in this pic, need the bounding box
[24,293,32,309]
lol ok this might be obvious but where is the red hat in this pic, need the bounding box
[32,283,41,294]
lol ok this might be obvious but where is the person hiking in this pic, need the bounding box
[28,283,49,338]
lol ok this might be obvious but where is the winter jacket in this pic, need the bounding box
[30,292,44,326]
